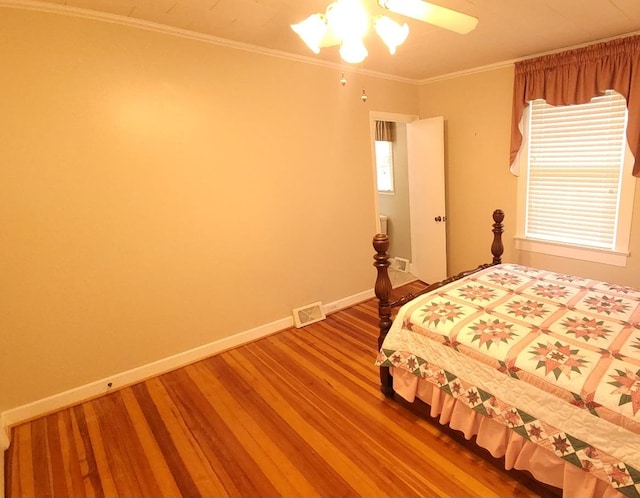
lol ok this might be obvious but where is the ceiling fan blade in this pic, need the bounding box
[378,0,478,34]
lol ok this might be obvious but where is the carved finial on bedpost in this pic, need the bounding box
[491,209,505,265]
[373,233,394,397]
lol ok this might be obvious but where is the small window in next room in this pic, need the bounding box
[375,140,394,193]
[515,90,637,266]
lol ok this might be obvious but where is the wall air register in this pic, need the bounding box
[292,301,326,328]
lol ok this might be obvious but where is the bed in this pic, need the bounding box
[373,210,640,498]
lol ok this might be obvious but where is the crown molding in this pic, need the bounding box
[0,0,419,85]
[418,59,515,84]
[419,30,640,85]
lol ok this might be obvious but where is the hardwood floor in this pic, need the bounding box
[6,283,559,497]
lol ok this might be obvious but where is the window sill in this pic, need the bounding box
[514,237,629,267]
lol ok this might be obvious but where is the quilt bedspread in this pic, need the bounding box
[376,264,640,497]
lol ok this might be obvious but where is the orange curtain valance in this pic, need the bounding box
[510,34,640,177]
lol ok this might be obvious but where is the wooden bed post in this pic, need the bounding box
[373,209,505,398]
[491,209,505,265]
[372,233,394,397]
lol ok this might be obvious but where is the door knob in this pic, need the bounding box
[434,216,442,222]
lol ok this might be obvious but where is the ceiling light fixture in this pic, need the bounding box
[291,0,409,64]
[291,0,478,64]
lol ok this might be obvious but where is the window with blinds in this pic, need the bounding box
[525,90,629,250]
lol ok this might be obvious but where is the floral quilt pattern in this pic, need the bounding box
[377,264,640,497]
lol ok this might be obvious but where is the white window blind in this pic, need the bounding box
[525,91,628,250]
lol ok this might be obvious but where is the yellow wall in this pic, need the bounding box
[418,67,517,273]
[0,7,418,412]
[419,66,640,288]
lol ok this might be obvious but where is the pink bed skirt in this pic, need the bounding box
[391,368,623,498]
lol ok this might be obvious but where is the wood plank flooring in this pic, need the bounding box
[6,283,560,497]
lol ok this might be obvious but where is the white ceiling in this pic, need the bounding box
[22,0,640,81]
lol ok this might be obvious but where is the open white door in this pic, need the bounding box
[407,116,446,283]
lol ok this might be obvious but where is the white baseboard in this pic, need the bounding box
[0,287,375,439]
[322,288,374,315]
[1,315,292,430]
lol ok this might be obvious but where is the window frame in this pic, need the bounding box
[514,93,637,267]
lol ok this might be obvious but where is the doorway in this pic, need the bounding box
[370,112,447,285]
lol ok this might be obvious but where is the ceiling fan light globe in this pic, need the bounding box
[319,27,341,47]
[326,0,369,40]
[291,13,328,54]
[339,37,368,63]
[374,16,409,55]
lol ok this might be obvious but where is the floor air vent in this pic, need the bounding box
[393,257,410,272]
[292,301,326,328]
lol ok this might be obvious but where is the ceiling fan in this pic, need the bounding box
[291,0,478,63]
[377,0,478,35]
